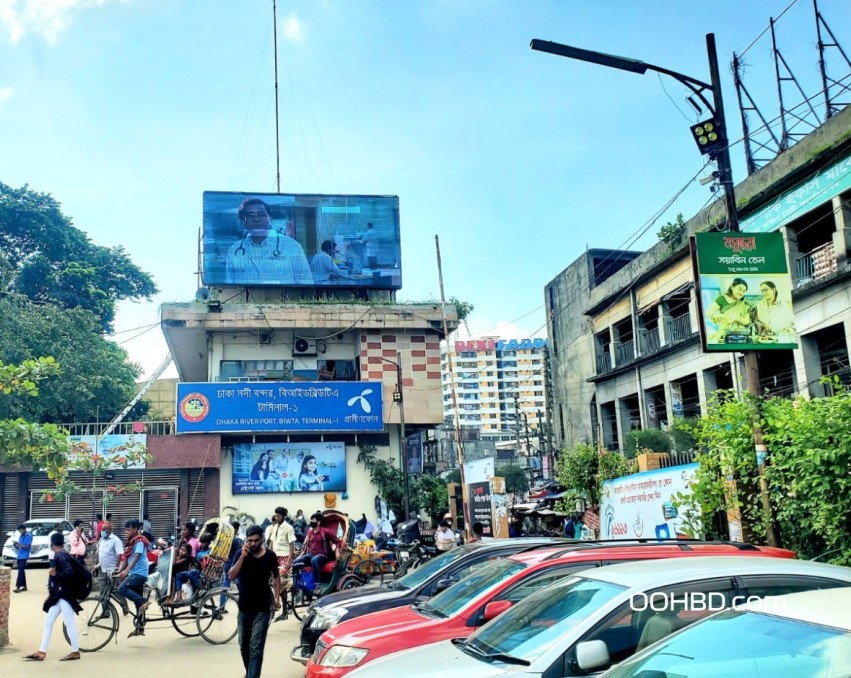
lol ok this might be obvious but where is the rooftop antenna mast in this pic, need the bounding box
[273,0,282,192]
[814,0,851,119]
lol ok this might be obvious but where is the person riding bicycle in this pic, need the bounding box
[116,519,152,634]
[292,512,341,581]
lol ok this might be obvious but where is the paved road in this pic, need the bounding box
[1,567,306,677]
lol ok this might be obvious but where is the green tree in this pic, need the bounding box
[413,475,449,525]
[555,442,636,511]
[0,295,141,423]
[495,464,529,496]
[624,429,672,458]
[444,468,462,485]
[0,182,157,332]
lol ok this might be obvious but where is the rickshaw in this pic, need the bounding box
[69,517,240,651]
[284,509,361,620]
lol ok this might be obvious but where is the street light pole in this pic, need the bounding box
[531,33,779,547]
[380,354,411,519]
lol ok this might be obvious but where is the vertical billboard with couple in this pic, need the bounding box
[232,442,346,494]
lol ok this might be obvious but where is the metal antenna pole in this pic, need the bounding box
[272,0,282,192]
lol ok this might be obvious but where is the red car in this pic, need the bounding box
[306,541,794,677]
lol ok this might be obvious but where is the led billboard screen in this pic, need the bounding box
[202,191,401,289]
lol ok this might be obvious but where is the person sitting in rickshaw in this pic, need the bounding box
[173,533,212,602]
[292,512,341,581]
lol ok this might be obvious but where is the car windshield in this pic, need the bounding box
[423,559,525,618]
[465,576,624,664]
[26,524,54,537]
[606,608,851,678]
[393,547,473,591]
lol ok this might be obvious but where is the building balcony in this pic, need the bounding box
[639,328,660,355]
[614,340,635,366]
[795,242,837,287]
[666,313,693,344]
[596,352,612,375]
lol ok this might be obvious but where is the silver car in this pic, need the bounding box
[345,556,851,677]
[2,519,73,567]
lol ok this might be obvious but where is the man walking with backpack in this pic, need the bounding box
[24,532,89,662]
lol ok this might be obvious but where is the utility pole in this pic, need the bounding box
[396,351,410,519]
[706,35,779,549]
[531,32,779,547]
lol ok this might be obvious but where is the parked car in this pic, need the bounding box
[2,519,73,567]
[343,556,851,677]
[602,586,851,677]
[307,542,795,677]
[292,537,568,664]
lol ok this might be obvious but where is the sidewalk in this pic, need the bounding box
[1,567,305,676]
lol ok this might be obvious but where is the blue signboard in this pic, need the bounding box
[175,382,384,434]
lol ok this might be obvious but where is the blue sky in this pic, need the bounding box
[1,0,849,378]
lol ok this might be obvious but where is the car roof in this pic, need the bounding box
[741,587,851,631]
[583,555,851,588]
[506,541,792,566]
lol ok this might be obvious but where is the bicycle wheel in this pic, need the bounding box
[351,559,384,587]
[290,586,309,621]
[169,605,201,637]
[197,588,239,644]
[68,598,118,652]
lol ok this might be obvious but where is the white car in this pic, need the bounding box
[2,519,73,567]
[602,586,851,677]
[346,556,851,677]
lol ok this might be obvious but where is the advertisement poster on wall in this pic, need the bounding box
[463,457,494,485]
[600,464,700,541]
[232,442,346,494]
[66,435,147,470]
[693,232,798,352]
[405,431,424,475]
[468,481,494,537]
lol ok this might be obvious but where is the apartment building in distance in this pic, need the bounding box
[441,337,548,437]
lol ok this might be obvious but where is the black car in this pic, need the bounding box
[290,537,565,664]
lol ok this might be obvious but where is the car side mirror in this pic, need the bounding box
[435,577,456,593]
[575,640,611,671]
[482,600,513,622]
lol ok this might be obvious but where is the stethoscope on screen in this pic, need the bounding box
[231,230,283,270]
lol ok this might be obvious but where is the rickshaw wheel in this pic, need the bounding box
[67,598,118,652]
[169,604,201,637]
[351,559,384,587]
[197,588,239,644]
[290,587,309,621]
[337,574,363,590]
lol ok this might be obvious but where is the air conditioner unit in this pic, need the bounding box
[229,377,260,382]
[293,338,317,357]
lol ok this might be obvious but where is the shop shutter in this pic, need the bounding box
[67,490,106,532]
[142,487,179,540]
[1,474,20,535]
[187,469,207,525]
[29,491,68,522]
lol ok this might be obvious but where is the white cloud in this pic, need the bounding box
[282,13,305,42]
[0,0,125,44]
[0,86,15,107]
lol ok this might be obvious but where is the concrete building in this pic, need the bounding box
[546,105,851,452]
[441,337,548,435]
[161,300,457,523]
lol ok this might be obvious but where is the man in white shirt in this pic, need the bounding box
[265,507,295,622]
[97,521,129,613]
[310,240,348,283]
[360,222,379,268]
[225,198,313,285]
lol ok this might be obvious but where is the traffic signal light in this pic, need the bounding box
[690,118,726,156]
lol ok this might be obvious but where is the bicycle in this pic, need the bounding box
[392,540,436,579]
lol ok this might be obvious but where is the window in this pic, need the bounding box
[565,578,737,674]
[499,565,599,604]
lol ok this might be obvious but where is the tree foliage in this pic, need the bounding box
[0,295,141,423]
[495,464,529,496]
[555,442,636,511]
[0,182,157,332]
[685,385,851,564]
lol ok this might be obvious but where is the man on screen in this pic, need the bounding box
[225,198,313,285]
[310,240,350,283]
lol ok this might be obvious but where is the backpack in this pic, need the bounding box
[67,556,93,601]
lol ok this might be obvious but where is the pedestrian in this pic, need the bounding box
[293,509,307,542]
[265,507,295,621]
[564,514,576,539]
[468,521,484,544]
[229,525,280,678]
[23,533,82,662]
[69,519,88,565]
[572,512,586,540]
[434,519,456,551]
[96,521,126,609]
[91,513,104,541]
[142,513,152,536]
[13,523,33,592]
[116,519,151,629]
